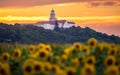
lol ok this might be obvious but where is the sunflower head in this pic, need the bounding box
[45,45,51,52]
[23,64,33,75]
[73,42,82,51]
[33,61,43,73]
[66,67,76,75]
[2,52,10,62]
[60,54,68,62]
[37,43,45,50]
[85,56,96,65]
[81,64,95,75]
[63,48,71,55]
[108,48,118,55]
[87,38,97,48]
[0,62,10,75]
[71,58,79,67]
[118,65,120,72]
[78,56,85,63]
[104,55,115,67]
[82,46,90,55]
[37,50,49,59]
[104,65,119,75]
[97,43,106,51]
[13,49,22,59]
[43,62,51,73]
[29,45,35,53]
[51,65,60,74]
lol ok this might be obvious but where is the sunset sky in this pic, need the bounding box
[0,0,120,36]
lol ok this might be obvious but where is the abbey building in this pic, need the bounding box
[35,9,76,30]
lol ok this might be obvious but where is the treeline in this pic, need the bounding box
[0,23,120,44]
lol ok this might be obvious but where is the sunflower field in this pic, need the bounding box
[0,38,120,75]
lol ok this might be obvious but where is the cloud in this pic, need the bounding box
[0,0,120,8]
[87,1,120,7]
[103,1,116,6]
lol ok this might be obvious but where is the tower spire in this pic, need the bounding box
[49,9,57,21]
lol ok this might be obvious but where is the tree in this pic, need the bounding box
[54,20,60,32]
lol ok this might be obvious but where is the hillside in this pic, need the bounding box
[0,23,120,44]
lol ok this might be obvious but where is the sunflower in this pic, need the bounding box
[2,52,10,62]
[37,50,49,59]
[45,45,51,52]
[51,64,61,74]
[81,64,95,75]
[29,45,35,53]
[60,54,68,62]
[13,49,22,59]
[78,56,85,63]
[22,63,33,75]
[33,61,43,73]
[37,43,45,50]
[82,46,90,55]
[73,42,82,51]
[118,65,120,72]
[63,48,71,55]
[0,62,10,75]
[104,65,119,75]
[66,67,76,75]
[108,48,118,55]
[43,62,51,74]
[85,56,96,65]
[71,58,79,67]
[104,55,115,67]
[97,43,106,51]
[116,50,119,55]
[87,38,97,48]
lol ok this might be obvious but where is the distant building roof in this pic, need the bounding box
[35,20,67,25]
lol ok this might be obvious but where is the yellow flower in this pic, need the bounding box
[118,65,120,72]
[117,50,120,55]
[60,54,68,62]
[37,50,49,59]
[22,63,33,75]
[43,62,52,73]
[71,58,79,67]
[73,42,82,51]
[104,65,119,75]
[13,49,22,59]
[33,61,43,73]
[104,55,115,67]
[85,56,96,65]
[37,43,45,50]
[78,56,85,63]
[81,64,95,75]
[97,43,106,51]
[63,48,71,55]
[82,46,90,55]
[66,67,76,75]
[29,45,35,53]
[108,48,118,55]
[0,62,10,75]
[22,59,36,75]
[51,64,61,74]
[45,45,52,52]
[2,52,10,62]
[87,38,97,48]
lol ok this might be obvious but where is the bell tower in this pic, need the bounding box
[49,9,57,21]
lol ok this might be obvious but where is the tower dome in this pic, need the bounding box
[49,9,57,21]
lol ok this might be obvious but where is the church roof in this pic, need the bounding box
[35,20,67,25]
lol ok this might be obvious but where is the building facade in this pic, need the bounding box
[35,9,75,30]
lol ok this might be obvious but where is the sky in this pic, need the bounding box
[0,0,120,36]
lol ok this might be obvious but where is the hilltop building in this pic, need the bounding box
[35,9,75,30]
